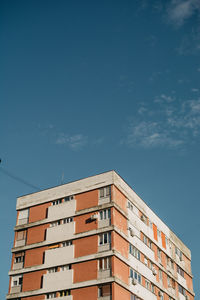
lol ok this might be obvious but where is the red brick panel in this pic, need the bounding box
[22,270,46,292]
[75,212,98,234]
[26,224,49,245]
[112,231,128,259]
[153,223,157,241]
[73,260,97,282]
[112,207,127,235]
[112,282,130,300]
[76,189,98,211]
[74,235,98,258]
[72,286,97,300]
[161,232,166,249]
[112,256,129,284]
[24,246,48,268]
[22,296,45,300]
[112,186,127,213]
[29,203,51,223]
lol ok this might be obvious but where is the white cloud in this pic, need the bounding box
[124,96,200,149]
[191,88,199,92]
[167,0,200,27]
[56,134,87,150]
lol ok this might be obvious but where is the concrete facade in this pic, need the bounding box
[7,171,194,300]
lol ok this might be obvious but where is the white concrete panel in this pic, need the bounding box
[98,269,111,279]
[98,219,111,229]
[12,262,23,270]
[132,236,155,261]
[15,239,26,247]
[177,273,187,289]
[10,286,21,294]
[47,200,76,221]
[98,244,111,252]
[99,196,111,205]
[179,293,186,300]
[129,254,156,283]
[17,171,114,209]
[129,279,157,300]
[46,222,74,244]
[43,269,73,292]
[44,245,74,268]
[98,297,111,300]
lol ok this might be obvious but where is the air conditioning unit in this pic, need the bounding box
[129,228,134,237]
[158,291,163,297]
[185,296,189,300]
[152,268,157,276]
[90,214,97,220]
[141,215,145,221]
[132,278,137,285]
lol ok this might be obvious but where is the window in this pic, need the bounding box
[99,208,111,220]
[12,275,23,287]
[159,269,163,282]
[178,284,186,296]
[99,186,111,198]
[144,256,148,266]
[98,284,111,297]
[143,235,148,246]
[50,220,61,227]
[99,232,111,245]
[46,292,56,299]
[61,264,71,271]
[63,217,73,224]
[145,279,150,290]
[64,195,74,202]
[131,295,142,300]
[175,247,183,261]
[130,269,141,284]
[48,267,58,273]
[99,257,111,270]
[149,220,153,229]
[151,284,155,294]
[141,214,147,225]
[62,240,72,247]
[52,199,62,205]
[157,248,161,260]
[129,244,141,260]
[59,290,70,297]
[14,252,24,264]
[177,265,184,277]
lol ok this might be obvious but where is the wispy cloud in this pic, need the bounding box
[55,133,87,150]
[123,95,200,149]
[166,0,200,27]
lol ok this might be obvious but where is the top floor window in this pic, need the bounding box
[99,208,111,220]
[52,199,62,206]
[99,186,111,198]
[64,195,74,202]
[175,247,183,261]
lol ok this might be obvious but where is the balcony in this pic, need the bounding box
[15,239,26,248]
[44,245,74,268]
[98,219,111,229]
[12,262,23,270]
[48,200,76,222]
[50,297,72,300]
[10,286,21,294]
[43,269,73,292]
[98,269,111,280]
[98,196,111,205]
[46,222,74,244]
[98,297,111,300]
[98,243,111,253]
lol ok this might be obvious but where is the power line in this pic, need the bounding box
[0,166,41,191]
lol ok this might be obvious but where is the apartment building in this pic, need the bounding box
[7,171,194,300]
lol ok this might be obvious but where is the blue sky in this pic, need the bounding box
[1,0,200,298]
